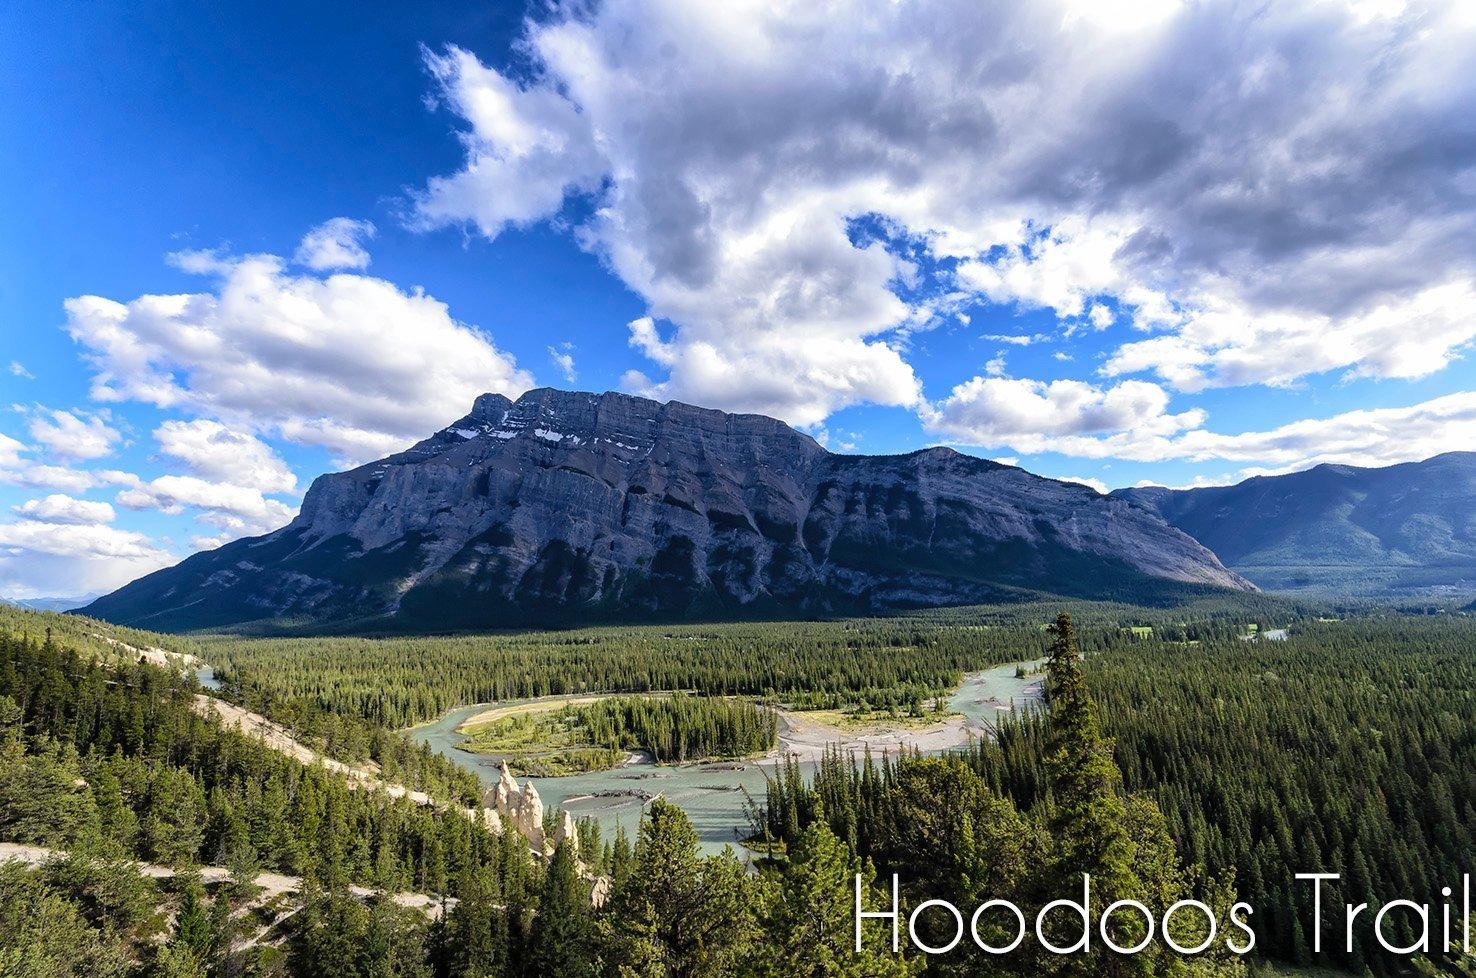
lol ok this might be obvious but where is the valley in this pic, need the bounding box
[404,662,1043,854]
[5,595,1474,976]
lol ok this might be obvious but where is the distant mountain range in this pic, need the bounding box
[81,388,1249,632]
[3,596,92,613]
[1113,452,1476,598]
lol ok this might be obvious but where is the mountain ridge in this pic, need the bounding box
[82,387,1252,632]
[1113,452,1476,598]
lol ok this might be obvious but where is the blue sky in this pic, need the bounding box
[1,0,1474,598]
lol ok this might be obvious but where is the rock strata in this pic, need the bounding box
[84,388,1252,630]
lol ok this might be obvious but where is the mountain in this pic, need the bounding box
[83,388,1250,632]
[2,595,94,613]
[1113,453,1476,598]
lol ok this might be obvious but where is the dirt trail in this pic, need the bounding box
[192,696,436,807]
[0,842,451,916]
[94,630,441,810]
[92,632,206,672]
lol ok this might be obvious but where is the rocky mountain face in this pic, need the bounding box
[1114,453,1476,598]
[83,389,1251,632]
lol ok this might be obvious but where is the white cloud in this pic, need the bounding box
[14,494,115,525]
[547,343,577,384]
[411,46,608,237]
[0,464,99,495]
[294,217,376,271]
[65,247,533,466]
[958,217,1142,322]
[9,362,33,379]
[410,0,1476,423]
[1059,475,1110,494]
[0,520,162,559]
[935,385,1476,474]
[0,433,23,470]
[0,519,174,599]
[1160,392,1476,470]
[114,473,296,537]
[27,409,120,461]
[926,375,1203,452]
[0,431,107,494]
[982,333,1049,346]
[1102,281,1476,391]
[153,419,296,494]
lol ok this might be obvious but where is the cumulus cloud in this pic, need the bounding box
[926,375,1204,452]
[1059,475,1109,494]
[1102,282,1476,391]
[412,45,608,237]
[9,362,33,379]
[934,384,1476,474]
[27,408,120,461]
[412,0,1476,421]
[1160,392,1476,471]
[0,465,99,495]
[0,431,108,494]
[0,433,23,470]
[65,248,533,465]
[114,473,296,537]
[0,519,174,599]
[153,419,296,494]
[14,494,116,525]
[294,217,376,271]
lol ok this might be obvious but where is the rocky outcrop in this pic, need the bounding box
[484,761,547,853]
[481,760,609,906]
[83,388,1252,631]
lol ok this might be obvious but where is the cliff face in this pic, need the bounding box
[1114,453,1476,598]
[83,388,1251,631]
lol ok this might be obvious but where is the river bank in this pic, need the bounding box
[404,660,1043,855]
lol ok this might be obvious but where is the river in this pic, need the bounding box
[405,660,1043,856]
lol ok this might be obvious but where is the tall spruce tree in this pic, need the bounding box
[600,799,760,978]
[527,841,595,978]
[757,816,917,978]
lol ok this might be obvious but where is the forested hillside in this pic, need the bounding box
[8,598,1471,975]
[0,624,517,973]
[1115,452,1476,598]
[760,615,1476,975]
[2,610,1271,977]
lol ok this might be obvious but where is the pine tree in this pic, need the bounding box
[757,817,917,978]
[527,841,595,978]
[602,799,760,978]
[173,878,213,957]
[1044,612,1132,888]
[441,865,508,978]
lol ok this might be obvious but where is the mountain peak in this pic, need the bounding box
[82,388,1250,632]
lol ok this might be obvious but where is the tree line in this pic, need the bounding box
[200,593,1298,730]
[575,694,777,762]
[202,618,1036,728]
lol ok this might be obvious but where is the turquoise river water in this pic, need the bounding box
[404,661,1042,856]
